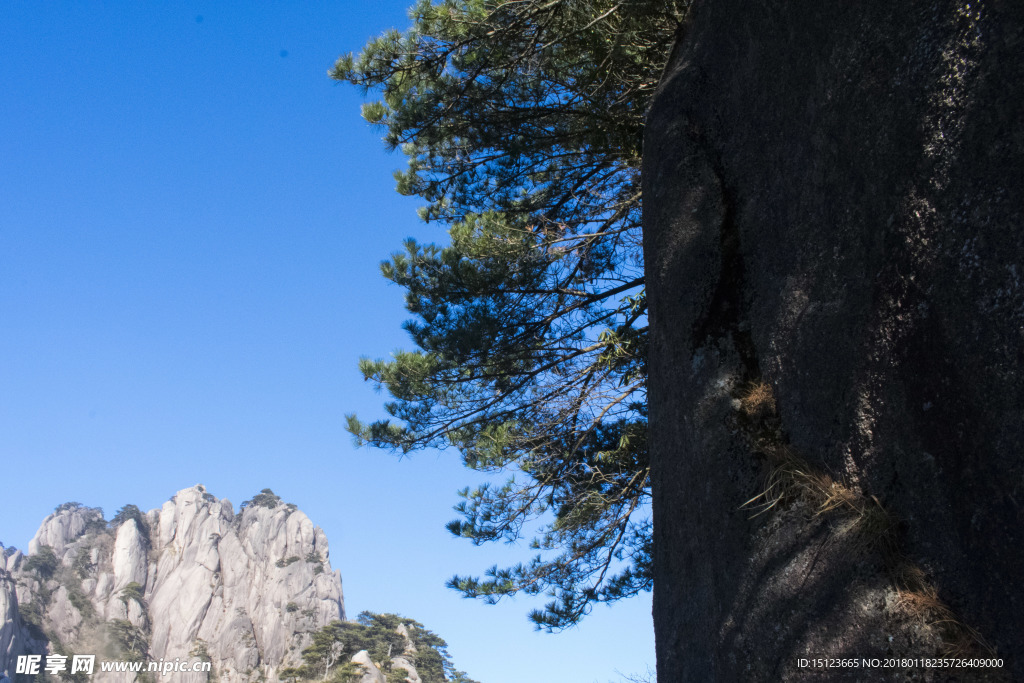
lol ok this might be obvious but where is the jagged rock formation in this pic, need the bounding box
[643,0,1021,680]
[0,488,460,683]
[1,486,347,682]
[392,624,422,683]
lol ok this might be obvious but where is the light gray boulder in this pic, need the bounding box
[350,650,387,683]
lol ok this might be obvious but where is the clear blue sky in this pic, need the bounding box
[0,3,653,682]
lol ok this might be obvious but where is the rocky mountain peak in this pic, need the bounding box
[2,485,346,682]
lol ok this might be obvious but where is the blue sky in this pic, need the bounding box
[0,3,653,682]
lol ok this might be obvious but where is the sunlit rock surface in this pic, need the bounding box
[0,486,345,682]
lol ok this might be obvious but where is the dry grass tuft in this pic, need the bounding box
[849,499,898,553]
[892,563,996,658]
[814,475,859,513]
[740,444,803,516]
[893,565,943,614]
[738,380,777,422]
[741,443,887,534]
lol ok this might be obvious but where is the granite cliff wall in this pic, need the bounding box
[2,486,346,682]
[643,0,1022,679]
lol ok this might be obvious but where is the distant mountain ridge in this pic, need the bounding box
[0,485,365,682]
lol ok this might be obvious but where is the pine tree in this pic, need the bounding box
[335,0,685,629]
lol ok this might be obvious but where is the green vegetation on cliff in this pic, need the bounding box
[280,612,477,683]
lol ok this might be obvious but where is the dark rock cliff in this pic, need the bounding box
[642,0,1022,680]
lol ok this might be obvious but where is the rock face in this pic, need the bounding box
[2,547,46,674]
[1,486,345,682]
[643,0,1022,680]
